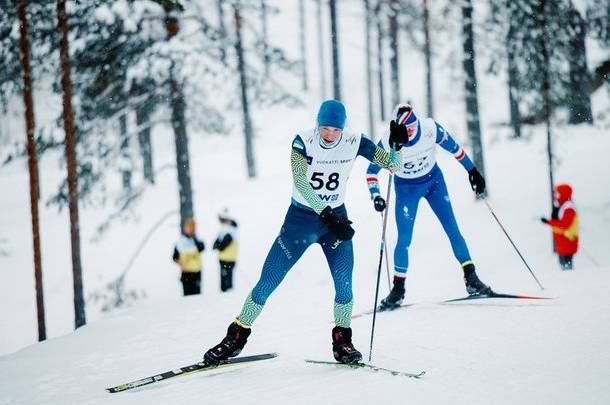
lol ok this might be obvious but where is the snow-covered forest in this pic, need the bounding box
[0,0,609,404]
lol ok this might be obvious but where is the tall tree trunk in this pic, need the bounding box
[461,0,486,196]
[536,0,555,215]
[165,14,195,225]
[169,74,193,225]
[329,0,341,100]
[567,8,593,124]
[119,114,132,189]
[364,0,375,139]
[260,0,270,76]
[136,101,154,184]
[17,0,46,342]
[388,0,400,107]
[217,0,227,65]
[298,0,308,91]
[234,2,256,178]
[423,0,433,117]
[506,24,521,138]
[316,0,326,99]
[57,0,86,328]
[375,1,386,121]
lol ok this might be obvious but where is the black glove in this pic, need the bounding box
[373,195,386,212]
[389,120,409,151]
[468,168,486,196]
[320,206,355,241]
[540,217,549,224]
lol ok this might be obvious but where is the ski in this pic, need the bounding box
[443,292,552,303]
[350,303,413,320]
[106,353,278,393]
[305,359,425,379]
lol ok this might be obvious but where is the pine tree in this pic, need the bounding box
[506,20,522,138]
[536,0,556,211]
[422,0,433,117]
[57,0,86,329]
[586,0,610,93]
[388,0,400,107]
[16,0,47,342]
[2,0,301,221]
[260,0,270,76]
[316,0,327,99]
[374,0,386,120]
[566,6,593,124]
[329,0,341,100]
[487,0,593,126]
[233,0,256,178]
[298,0,308,91]
[135,88,155,184]
[364,0,375,139]
[0,0,56,121]
[217,0,228,65]
[461,0,486,193]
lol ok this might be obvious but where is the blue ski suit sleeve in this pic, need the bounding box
[434,121,475,171]
[364,140,384,197]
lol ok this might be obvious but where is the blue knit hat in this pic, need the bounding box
[317,100,346,129]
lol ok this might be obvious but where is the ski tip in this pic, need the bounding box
[443,293,554,303]
[224,352,279,363]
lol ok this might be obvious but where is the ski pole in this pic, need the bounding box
[369,172,393,362]
[483,198,545,290]
[381,213,391,292]
[580,245,601,268]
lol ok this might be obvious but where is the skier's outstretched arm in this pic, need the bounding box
[434,121,475,171]
[544,208,576,230]
[360,137,398,212]
[359,136,400,170]
[434,121,486,195]
[364,139,385,197]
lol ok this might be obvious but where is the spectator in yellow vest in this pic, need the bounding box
[213,209,238,292]
[173,217,205,296]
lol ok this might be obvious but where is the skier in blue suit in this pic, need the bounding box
[366,104,493,309]
[204,100,407,365]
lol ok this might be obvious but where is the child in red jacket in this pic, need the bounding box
[541,183,579,270]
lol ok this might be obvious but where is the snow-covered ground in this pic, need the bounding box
[1,1,609,404]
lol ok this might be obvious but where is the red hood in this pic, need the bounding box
[554,183,573,205]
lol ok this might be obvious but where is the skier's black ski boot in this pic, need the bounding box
[332,326,362,364]
[204,321,251,365]
[463,263,493,296]
[379,277,405,310]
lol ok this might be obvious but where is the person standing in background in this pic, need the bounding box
[214,209,239,292]
[173,218,205,296]
[541,183,579,270]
